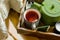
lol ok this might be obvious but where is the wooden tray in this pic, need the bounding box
[17,15,60,40]
[17,25,60,40]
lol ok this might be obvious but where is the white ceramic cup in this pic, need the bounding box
[24,9,41,30]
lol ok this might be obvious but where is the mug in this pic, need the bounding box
[24,9,41,30]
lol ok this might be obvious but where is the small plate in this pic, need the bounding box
[55,22,60,32]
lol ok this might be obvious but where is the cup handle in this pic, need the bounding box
[32,23,36,30]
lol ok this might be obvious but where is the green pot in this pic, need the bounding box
[41,0,60,25]
[31,0,60,25]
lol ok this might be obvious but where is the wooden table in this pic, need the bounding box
[5,9,60,40]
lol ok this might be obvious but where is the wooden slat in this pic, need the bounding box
[17,27,60,40]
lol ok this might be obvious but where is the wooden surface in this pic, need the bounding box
[5,9,60,40]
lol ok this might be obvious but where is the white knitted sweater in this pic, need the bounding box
[0,0,10,40]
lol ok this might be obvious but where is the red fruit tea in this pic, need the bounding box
[26,11,39,23]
